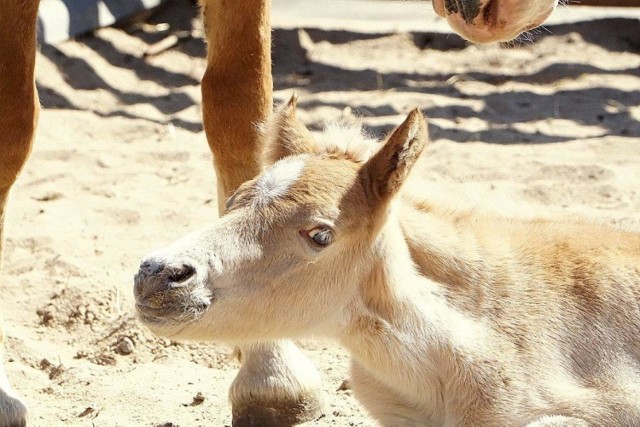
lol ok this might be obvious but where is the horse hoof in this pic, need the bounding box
[229,342,324,426]
[232,395,323,427]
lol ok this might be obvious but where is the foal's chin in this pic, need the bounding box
[136,310,191,339]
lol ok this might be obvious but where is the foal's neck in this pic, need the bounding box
[338,215,488,419]
[340,216,454,378]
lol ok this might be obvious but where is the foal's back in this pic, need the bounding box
[402,199,640,422]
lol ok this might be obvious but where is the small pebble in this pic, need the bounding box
[78,407,95,417]
[117,337,135,355]
[191,392,205,406]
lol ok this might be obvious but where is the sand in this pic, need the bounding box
[2,1,640,425]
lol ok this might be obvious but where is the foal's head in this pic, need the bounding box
[134,97,428,342]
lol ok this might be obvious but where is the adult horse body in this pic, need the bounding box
[1,0,559,425]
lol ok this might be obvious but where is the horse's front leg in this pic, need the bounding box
[199,0,324,424]
[0,1,41,426]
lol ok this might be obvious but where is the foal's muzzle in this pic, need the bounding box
[134,258,207,323]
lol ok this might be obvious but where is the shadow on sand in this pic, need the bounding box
[36,0,640,143]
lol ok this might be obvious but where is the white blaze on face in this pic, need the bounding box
[255,156,307,205]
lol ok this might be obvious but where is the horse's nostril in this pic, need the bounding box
[135,260,196,299]
[140,259,165,276]
[444,0,483,23]
[169,264,196,283]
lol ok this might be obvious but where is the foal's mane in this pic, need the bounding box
[259,109,382,167]
[313,120,380,164]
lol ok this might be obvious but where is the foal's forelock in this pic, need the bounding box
[253,117,378,211]
[254,156,307,206]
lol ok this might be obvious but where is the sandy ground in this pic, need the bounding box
[2,1,640,425]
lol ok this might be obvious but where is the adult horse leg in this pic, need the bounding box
[199,0,323,424]
[0,1,41,426]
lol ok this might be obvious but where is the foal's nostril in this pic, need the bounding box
[139,259,165,277]
[169,264,196,283]
[138,260,196,282]
[135,259,197,300]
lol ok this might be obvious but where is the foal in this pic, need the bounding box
[135,98,640,425]
[0,0,576,424]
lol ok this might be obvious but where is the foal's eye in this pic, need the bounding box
[305,228,333,247]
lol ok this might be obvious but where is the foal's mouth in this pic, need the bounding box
[135,302,175,316]
[135,302,182,325]
[135,292,213,326]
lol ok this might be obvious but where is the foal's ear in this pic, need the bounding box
[361,109,428,202]
[262,94,318,166]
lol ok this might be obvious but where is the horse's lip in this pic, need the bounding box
[135,302,178,319]
[135,294,213,320]
[136,309,180,329]
[438,1,556,44]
